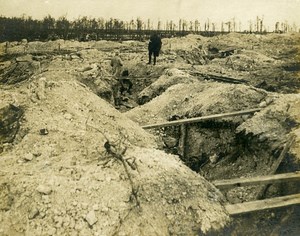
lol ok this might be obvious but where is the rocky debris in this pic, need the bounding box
[0,73,229,235]
[23,153,34,161]
[85,210,98,227]
[162,136,178,149]
[36,185,52,195]
[28,207,39,220]
[39,128,49,135]
[28,77,49,102]
[16,54,33,62]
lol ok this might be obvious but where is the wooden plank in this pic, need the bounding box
[190,71,248,84]
[142,108,261,129]
[225,193,300,216]
[256,135,296,199]
[213,171,300,190]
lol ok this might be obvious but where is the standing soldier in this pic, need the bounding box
[147,33,162,65]
[111,51,123,77]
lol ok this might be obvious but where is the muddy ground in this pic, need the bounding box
[0,32,300,235]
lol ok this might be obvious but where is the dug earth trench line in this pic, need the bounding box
[0,70,230,235]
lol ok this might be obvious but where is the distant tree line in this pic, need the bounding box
[0,15,298,42]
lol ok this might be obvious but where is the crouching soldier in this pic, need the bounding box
[120,70,133,95]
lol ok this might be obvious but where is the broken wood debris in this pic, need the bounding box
[256,134,296,200]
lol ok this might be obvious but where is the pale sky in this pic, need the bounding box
[0,0,299,30]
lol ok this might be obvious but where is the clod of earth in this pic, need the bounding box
[36,185,52,195]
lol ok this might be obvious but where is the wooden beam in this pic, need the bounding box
[213,171,300,190]
[225,193,300,216]
[190,71,248,84]
[142,108,261,129]
[271,135,296,173]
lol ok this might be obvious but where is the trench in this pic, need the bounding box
[158,118,300,235]
[78,58,300,233]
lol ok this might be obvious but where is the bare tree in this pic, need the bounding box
[157,20,162,30]
[136,17,143,30]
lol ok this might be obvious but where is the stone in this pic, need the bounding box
[39,128,49,135]
[42,195,51,204]
[47,227,56,236]
[28,207,39,219]
[162,136,178,148]
[63,215,70,227]
[23,153,34,161]
[36,185,52,195]
[166,214,174,220]
[21,39,28,44]
[92,204,99,211]
[16,54,33,62]
[64,113,73,120]
[36,77,47,100]
[81,202,88,210]
[85,210,98,226]
[101,206,109,213]
[39,212,46,219]
[209,154,218,164]
[69,218,76,229]
[259,101,267,108]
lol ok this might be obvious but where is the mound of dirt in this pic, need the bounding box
[1,32,300,235]
[137,68,198,104]
[237,94,300,145]
[210,49,277,72]
[127,80,268,125]
[208,33,260,51]
[0,65,230,235]
[126,71,300,206]
[162,34,207,51]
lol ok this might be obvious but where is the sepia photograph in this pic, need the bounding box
[0,0,300,235]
